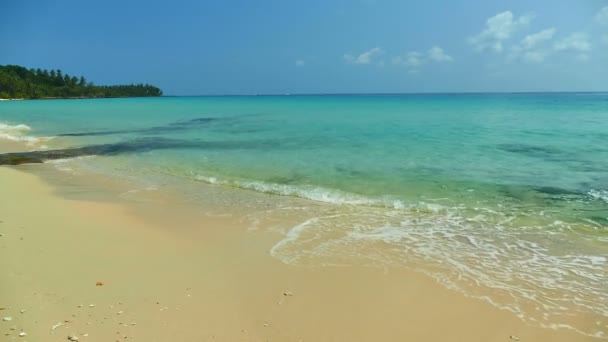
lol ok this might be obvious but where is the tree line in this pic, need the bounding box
[0,65,162,99]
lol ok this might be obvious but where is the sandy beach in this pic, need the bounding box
[0,159,600,341]
[3,0,608,339]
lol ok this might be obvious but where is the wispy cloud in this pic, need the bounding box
[427,46,453,62]
[521,28,556,49]
[554,33,591,52]
[508,28,556,63]
[469,11,533,52]
[392,46,453,72]
[553,32,591,61]
[596,6,608,25]
[295,59,305,66]
[344,47,384,64]
[392,52,424,68]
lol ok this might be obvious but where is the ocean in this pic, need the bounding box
[1,93,607,337]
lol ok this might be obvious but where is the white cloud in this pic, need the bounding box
[469,11,533,52]
[521,28,556,49]
[427,46,453,62]
[554,33,591,52]
[392,46,452,72]
[392,52,423,71]
[344,47,384,64]
[596,6,608,25]
[404,52,424,67]
[295,59,305,66]
[509,28,556,63]
[553,33,591,61]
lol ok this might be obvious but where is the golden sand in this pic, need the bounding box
[0,165,599,341]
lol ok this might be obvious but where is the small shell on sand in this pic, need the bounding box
[18,331,27,337]
[2,316,12,321]
[89,304,95,308]
[68,335,80,341]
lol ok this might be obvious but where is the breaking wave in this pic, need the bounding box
[267,205,608,339]
[0,122,51,146]
[192,174,447,211]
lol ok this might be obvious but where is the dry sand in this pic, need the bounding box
[0,165,600,341]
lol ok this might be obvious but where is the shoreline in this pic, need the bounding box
[0,96,161,101]
[0,148,603,340]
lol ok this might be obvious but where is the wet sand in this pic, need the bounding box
[0,164,600,341]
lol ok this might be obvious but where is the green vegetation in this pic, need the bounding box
[0,65,162,99]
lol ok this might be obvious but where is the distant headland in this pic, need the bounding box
[0,65,162,99]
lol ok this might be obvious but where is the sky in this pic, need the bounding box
[1,0,607,95]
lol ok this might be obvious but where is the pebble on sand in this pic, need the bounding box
[18,331,27,337]
[2,316,12,321]
[68,335,80,341]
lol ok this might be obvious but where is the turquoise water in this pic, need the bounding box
[1,94,608,337]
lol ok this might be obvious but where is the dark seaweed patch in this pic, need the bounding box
[0,136,314,166]
[498,143,561,157]
[532,186,581,196]
[0,138,191,164]
[58,117,219,137]
[335,166,367,177]
[589,216,608,224]
[265,174,306,184]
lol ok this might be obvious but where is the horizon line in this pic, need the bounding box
[162,91,608,97]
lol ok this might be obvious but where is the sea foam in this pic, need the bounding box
[267,202,608,339]
[192,174,423,210]
[0,122,50,146]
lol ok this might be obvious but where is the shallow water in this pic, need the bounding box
[1,94,607,337]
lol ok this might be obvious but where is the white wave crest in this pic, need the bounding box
[192,174,441,211]
[0,122,50,146]
[269,207,608,339]
[589,189,608,203]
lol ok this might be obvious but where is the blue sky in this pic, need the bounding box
[1,0,607,95]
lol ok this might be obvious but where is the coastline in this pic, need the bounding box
[0,147,602,340]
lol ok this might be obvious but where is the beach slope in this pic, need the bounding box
[0,166,598,341]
